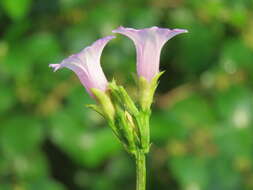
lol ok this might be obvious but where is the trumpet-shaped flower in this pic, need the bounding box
[49,36,115,96]
[112,26,188,81]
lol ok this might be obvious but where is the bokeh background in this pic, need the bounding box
[1,0,253,190]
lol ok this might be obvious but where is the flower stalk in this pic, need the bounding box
[136,150,146,190]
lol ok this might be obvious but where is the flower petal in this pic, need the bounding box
[49,36,115,96]
[113,26,188,81]
[49,64,61,72]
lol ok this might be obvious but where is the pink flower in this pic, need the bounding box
[49,36,115,96]
[112,26,188,81]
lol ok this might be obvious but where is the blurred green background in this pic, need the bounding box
[1,0,253,190]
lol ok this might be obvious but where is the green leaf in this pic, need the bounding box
[169,156,209,189]
[49,112,121,168]
[0,86,15,113]
[215,85,253,128]
[1,0,32,20]
[25,178,66,190]
[0,116,44,157]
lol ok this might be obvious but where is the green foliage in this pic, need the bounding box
[1,0,32,20]
[1,0,253,190]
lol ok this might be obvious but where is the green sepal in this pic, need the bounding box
[85,104,104,117]
[108,120,129,151]
[137,72,164,153]
[136,110,151,153]
[91,88,115,121]
[109,80,139,116]
[113,105,137,154]
[138,71,164,111]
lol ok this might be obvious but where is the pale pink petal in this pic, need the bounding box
[113,26,188,81]
[49,36,115,97]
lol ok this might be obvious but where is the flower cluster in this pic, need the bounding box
[49,26,187,155]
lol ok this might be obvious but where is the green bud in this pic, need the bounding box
[115,106,136,154]
[109,80,139,116]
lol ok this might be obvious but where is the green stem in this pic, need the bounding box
[136,151,146,190]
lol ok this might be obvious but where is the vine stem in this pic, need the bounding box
[136,150,146,190]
